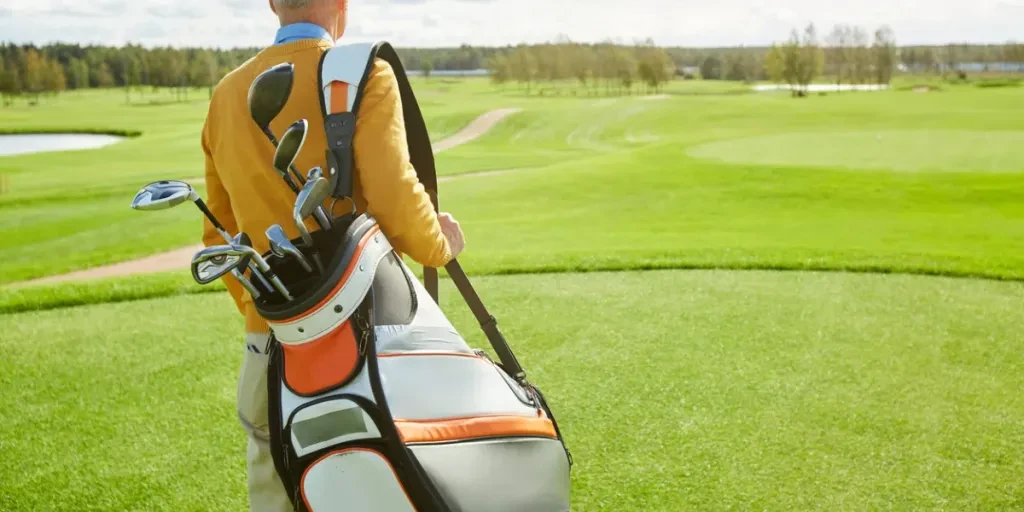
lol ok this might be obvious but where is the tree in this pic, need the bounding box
[421,58,434,79]
[826,25,852,88]
[797,24,824,92]
[42,56,67,96]
[487,53,510,89]
[0,55,6,106]
[0,52,23,106]
[850,26,872,84]
[700,55,722,80]
[21,49,46,101]
[872,26,898,85]
[764,44,785,84]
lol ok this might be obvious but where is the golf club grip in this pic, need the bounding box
[445,259,524,378]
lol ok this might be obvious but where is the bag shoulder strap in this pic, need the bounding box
[318,41,440,301]
[317,41,526,382]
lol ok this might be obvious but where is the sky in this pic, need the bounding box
[0,0,1022,49]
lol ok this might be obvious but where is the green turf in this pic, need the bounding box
[3,82,1024,285]
[2,270,1022,510]
[687,129,1024,173]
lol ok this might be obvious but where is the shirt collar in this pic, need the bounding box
[274,22,334,45]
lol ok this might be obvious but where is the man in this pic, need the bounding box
[200,0,465,509]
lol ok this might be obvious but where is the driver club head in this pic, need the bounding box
[247,62,295,130]
[274,119,309,181]
[192,246,250,285]
[131,180,199,211]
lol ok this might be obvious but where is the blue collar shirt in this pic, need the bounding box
[273,23,335,46]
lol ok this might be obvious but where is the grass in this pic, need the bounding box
[2,80,1023,285]
[1,270,1022,510]
[2,73,1024,510]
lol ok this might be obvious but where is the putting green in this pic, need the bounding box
[686,130,1024,173]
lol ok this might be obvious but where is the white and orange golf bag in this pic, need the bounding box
[249,42,573,511]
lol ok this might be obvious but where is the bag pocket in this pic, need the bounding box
[300,448,417,512]
[411,437,571,512]
[286,396,383,459]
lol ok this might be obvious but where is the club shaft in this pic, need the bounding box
[196,200,274,294]
[245,248,294,301]
[261,127,331,229]
[231,269,262,299]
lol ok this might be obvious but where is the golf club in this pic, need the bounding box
[131,180,274,294]
[266,224,314,274]
[190,246,262,299]
[293,177,332,273]
[247,63,309,189]
[307,166,323,182]
[274,119,331,230]
[229,243,294,301]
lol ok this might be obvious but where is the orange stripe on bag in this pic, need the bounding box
[395,414,558,444]
[330,81,348,114]
[282,320,360,395]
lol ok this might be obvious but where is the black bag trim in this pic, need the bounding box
[255,214,377,320]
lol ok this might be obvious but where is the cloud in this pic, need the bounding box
[0,0,1020,48]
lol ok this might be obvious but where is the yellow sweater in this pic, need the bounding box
[201,39,452,334]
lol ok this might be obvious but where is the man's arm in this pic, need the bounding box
[353,58,453,269]
[201,117,248,316]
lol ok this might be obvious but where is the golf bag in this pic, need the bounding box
[249,41,573,512]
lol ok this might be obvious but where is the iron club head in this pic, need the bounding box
[247,63,295,132]
[232,243,295,301]
[274,119,309,186]
[293,177,332,242]
[266,224,314,274]
[192,246,251,285]
[307,166,323,182]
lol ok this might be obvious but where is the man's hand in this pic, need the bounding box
[438,212,465,260]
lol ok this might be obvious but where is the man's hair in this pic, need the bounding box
[273,0,317,9]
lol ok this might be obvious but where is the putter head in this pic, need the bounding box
[192,246,250,285]
[248,62,295,129]
[273,119,309,177]
[131,180,199,211]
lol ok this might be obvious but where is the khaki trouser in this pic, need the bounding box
[238,333,292,512]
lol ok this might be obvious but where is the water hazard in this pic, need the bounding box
[0,133,126,157]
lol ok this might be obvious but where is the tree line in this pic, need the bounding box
[760,24,899,95]
[483,38,676,96]
[0,42,254,106]
[1,36,1021,106]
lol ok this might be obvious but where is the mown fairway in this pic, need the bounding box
[3,80,1023,286]
[2,77,1023,510]
[2,272,1023,510]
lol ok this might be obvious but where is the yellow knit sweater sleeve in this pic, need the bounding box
[354,59,453,269]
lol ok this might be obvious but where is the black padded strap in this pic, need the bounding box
[372,43,441,304]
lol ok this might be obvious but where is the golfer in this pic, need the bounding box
[199,0,465,509]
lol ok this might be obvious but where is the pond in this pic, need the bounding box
[0,133,127,157]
